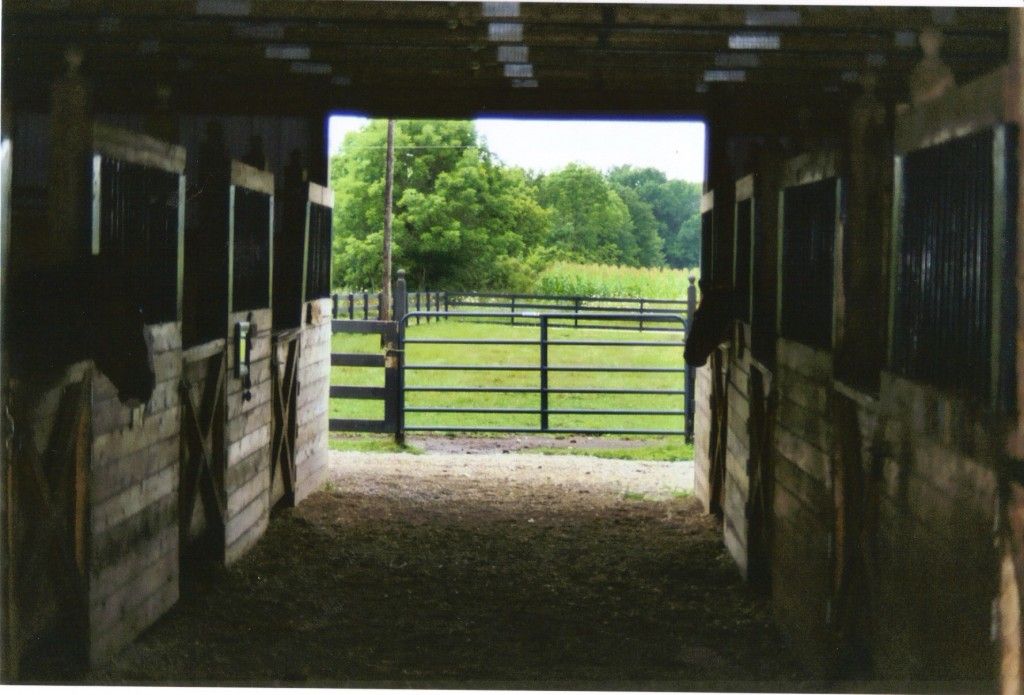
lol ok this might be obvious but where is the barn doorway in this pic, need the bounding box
[325,115,707,467]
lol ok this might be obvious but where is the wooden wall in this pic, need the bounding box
[868,374,1000,681]
[693,362,713,513]
[723,325,752,578]
[710,334,1004,683]
[769,337,835,676]
[223,307,272,565]
[294,298,332,503]
[89,321,182,663]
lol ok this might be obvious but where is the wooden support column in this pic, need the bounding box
[834,74,893,393]
[1003,9,1024,694]
[307,111,329,185]
[704,106,735,287]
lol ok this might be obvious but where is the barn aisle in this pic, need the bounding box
[89,450,809,689]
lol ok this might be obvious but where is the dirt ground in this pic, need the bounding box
[402,433,665,454]
[89,449,811,689]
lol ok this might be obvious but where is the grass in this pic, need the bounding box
[328,434,423,455]
[524,439,693,461]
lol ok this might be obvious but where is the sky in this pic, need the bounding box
[328,115,706,183]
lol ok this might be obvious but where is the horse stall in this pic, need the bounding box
[3,124,186,675]
[855,67,1016,682]
[179,141,230,577]
[178,152,276,574]
[272,178,332,508]
[223,162,275,564]
[720,174,771,583]
[693,190,727,515]
[766,149,843,673]
[294,183,334,504]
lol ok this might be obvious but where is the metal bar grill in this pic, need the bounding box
[779,176,837,349]
[305,201,331,300]
[231,185,272,312]
[892,127,1010,404]
[96,156,183,323]
[734,197,753,322]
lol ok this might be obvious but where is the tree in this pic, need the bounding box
[535,163,635,266]
[669,212,702,268]
[608,165,702,268]
[612,184,664,267]
[330,120,549,290]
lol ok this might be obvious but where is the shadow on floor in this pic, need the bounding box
[89,460,810,690]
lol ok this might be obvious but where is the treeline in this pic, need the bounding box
[331,120,702,291]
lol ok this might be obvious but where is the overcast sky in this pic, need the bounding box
[328,114,706,183]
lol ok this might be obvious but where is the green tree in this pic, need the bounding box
[613,184,665,267]
[535,163,635,265]
[608,165,702,268]
[330,120,549,290]
[670,212,702,268]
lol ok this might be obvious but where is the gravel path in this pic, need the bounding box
[90,449,809,689]
[329,450,695,502]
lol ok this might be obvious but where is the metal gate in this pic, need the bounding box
[330,298,694,441]
[397,310,691,437]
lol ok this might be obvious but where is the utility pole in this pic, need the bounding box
[381,118,395,320]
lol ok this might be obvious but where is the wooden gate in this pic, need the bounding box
[329,319,401,435]
[270,329,300,509]
[179,343,227,573]
[4,369,92,679]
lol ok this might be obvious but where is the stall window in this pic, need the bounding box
[779,177,839,350]
[891,126,1016,408]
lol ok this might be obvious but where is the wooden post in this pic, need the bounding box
[381,119,395,321]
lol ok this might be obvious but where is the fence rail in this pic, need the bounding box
[332,288,692,332]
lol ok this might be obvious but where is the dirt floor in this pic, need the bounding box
[89,449,811,689]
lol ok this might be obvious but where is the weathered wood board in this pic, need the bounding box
[223,308,272,565]
[294,298,332,503]
[89,321,182,664]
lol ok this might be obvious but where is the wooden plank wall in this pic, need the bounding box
[88,321,181,663]
[867,373,1000,681]
[294,298,332,503]
[770,337,835,676]
[693,362,713,512]
[723,325,752,578]
[223,307,272,565]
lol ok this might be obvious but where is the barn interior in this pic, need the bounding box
[2,1,1024,690]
